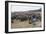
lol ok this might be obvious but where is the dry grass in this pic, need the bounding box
[11,19,41,29]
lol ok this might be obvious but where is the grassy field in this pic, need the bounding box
[11,19,41,29]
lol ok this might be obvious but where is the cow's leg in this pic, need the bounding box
[29,18,32,24]
[29,20,32,24]
[28,17,32,24]
[11,20,14,23]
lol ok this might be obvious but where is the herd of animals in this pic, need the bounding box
[11,14,41,24]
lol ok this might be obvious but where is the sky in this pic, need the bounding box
[11,3,41,12]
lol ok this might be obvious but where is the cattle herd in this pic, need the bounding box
[11,13,41,24]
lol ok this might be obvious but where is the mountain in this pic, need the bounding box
[11,9,41,17]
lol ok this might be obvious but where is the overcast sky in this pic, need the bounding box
[11,3,41,12]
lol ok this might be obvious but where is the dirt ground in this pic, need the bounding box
[11,19,41,29]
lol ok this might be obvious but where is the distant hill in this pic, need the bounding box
[11,9,41,17]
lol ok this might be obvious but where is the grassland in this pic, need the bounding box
[11,19,41,29]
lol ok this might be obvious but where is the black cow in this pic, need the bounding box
[11,16,16,23]
[20,17,28,21]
